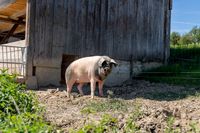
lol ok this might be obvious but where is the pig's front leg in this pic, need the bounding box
[98,81,104,97]
[90,79,96,99]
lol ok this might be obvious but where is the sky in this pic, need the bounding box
[171,0,200,34]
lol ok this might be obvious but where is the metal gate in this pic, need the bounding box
[0,44,27,77]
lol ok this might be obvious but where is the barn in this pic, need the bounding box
[0,0,172,88]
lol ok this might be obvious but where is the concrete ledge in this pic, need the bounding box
[105,60,130,87]
[132,61,162,76]
[105,60,163,87]
[26,76,38,89]
[36,67,61,87]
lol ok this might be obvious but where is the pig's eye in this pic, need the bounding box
[102,61,108,68]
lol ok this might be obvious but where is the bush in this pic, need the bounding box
[0,113,55,132]
[0,70,57,132]
[0,70,38,115]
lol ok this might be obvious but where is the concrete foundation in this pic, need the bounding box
[26,60,162,88]
[36,67,61,87]
[26,76,38,89]
[105,60,162,87]
[105,60,130,87]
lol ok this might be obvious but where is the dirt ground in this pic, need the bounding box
[35,80,200,133]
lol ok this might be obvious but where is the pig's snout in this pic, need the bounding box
[103,67,111,76]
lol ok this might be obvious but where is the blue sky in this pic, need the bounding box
[171,0,200,34]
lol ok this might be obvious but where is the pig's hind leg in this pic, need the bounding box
[77,83,84,96]
[66,80,75,98]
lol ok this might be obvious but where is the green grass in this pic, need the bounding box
[71,114,119,133]
[81,99,128,114]
[73,103,142,133]
[189,122,200,133]
[138,44,200,87]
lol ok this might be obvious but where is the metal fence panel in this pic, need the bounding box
[0,45,27,77]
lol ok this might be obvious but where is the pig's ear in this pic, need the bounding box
[98,57,107,67]
[110,59,118,67]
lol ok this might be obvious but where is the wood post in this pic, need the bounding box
[0,17,24,44]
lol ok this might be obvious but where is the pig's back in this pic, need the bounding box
[66,56,101,82]
[73,56,100,67]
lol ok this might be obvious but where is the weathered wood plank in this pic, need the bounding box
[105,0,113,58]
[147,0,153,61]
[26,0,36,77]
[73,0,86,56]
[65,0,76,54]
[93,0,101,55]
[33,0,46,66]
[98,0,107,55]
[52,0,66,63]
[44,0,54,58]
[130,0,138,60]
[164,0,171,63]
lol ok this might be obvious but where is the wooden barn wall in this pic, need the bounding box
[27,0,170,68]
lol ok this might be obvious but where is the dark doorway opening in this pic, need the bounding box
[60,54,79,84]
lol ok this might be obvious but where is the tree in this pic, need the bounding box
[189,26,200,44]
[180,34,193,45]
[170,32,181,46]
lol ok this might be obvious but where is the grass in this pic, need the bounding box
[137,44,200,87]
[164,116,200,133]
[73,102,142,133]
[81,99,128,114]
[189,122,200,133]
[71,114,119,133]
[165,117,176,133]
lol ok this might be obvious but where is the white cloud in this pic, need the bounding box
[172,21,200,26]
[171,28,191,34]
[172,10,200,15]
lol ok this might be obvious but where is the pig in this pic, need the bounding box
[65,56,117,99]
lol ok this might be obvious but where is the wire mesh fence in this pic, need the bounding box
[0,45,27,77]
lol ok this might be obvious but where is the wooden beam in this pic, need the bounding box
[169,0,173,10]
[0,0,15,8]
[10,8,26,18]
[0,17,23,44]
[0,17,25,25]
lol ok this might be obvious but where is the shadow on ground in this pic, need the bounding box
[34,79,200,101]
[105,80,200,101]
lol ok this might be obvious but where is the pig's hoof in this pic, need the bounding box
[77,94,84,97]
[99,94,104,97]
[66,92,70,98]
[70,95,75,100]
[64,91,70,98]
